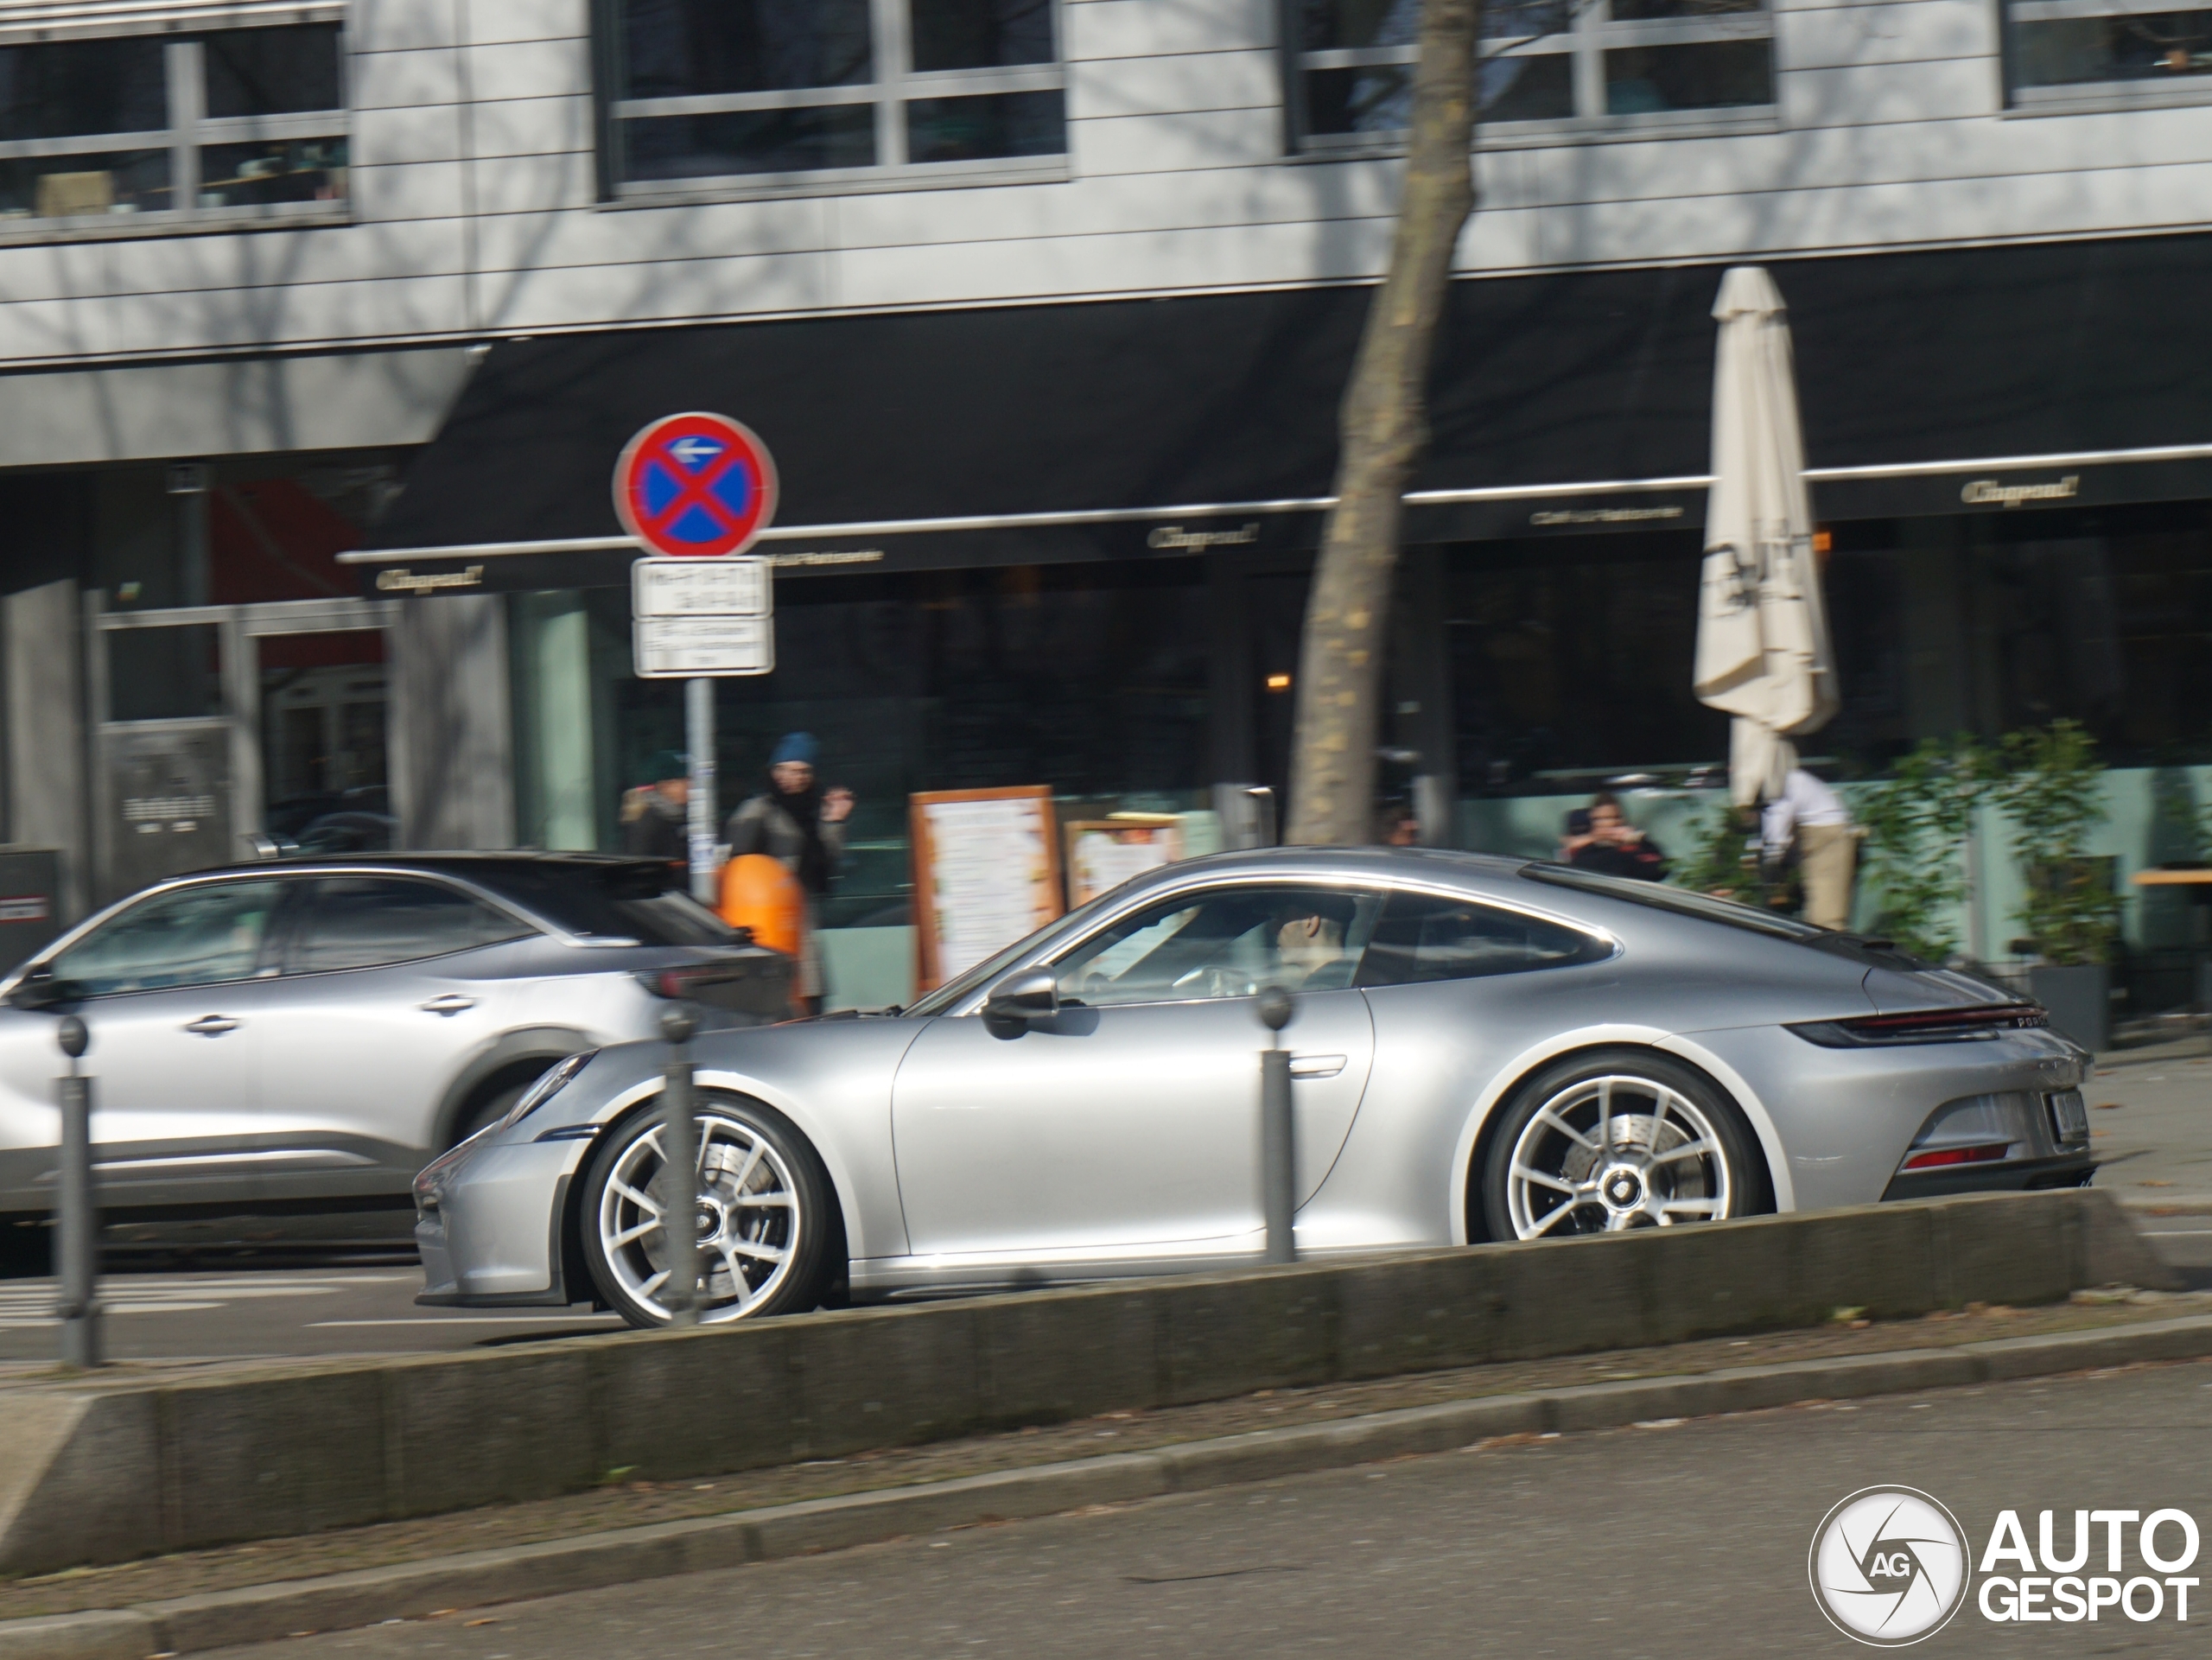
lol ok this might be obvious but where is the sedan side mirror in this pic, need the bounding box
[982,969,1059,1026]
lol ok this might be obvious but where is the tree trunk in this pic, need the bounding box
[1284,0,1483,846]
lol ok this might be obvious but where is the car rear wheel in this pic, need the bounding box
[581,1092,833,1328]
[1479,1051,1765,1242]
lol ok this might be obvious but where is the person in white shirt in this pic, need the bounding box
[1762,768,1857,930]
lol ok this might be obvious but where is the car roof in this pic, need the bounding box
[184,852,671,882]
[1120,845,1533,887]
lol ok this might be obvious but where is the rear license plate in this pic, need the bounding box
[2047,1089,2088,1142]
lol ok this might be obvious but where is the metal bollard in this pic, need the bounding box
[54,1015,100,1369]
[660,1005,701,1327]
[1255,985,1297,1265]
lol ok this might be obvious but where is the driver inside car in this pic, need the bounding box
[1271,899,1360,991]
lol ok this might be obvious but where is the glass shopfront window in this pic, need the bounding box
[1445,508,2212,811]
[524,561,1211,1008]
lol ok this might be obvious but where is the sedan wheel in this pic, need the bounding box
[1481,1053,1764,1242]
[581,1095,830,1327]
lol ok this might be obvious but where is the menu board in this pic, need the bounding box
[911,786,1064,991]
[1065,819,1183,906]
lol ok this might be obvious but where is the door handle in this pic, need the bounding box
[184,1015,239,1037]
[420,995,478,1016]
[1288,1053,1346,1078]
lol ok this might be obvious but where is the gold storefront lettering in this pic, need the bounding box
[1960,475,2080,507]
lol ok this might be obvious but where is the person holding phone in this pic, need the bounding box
[1561,792,1668,881]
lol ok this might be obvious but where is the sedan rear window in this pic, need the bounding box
[1520,862,1825,940]
[476,864,738,946]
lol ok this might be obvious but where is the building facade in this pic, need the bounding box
[4,0,2210,1006]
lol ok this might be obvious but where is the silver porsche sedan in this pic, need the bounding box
[413,847,2094,1328]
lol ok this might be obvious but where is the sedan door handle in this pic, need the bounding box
[1288,1053,1347,1079]
[183,1014,239,1037]
[420,995,478,1016]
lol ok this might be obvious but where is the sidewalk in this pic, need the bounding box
[2086,1036,2212,1208]
[4,1289,2209,1650]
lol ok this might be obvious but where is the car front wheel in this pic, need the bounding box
[1479,1050,1766,1242]
[580,1092,832,1327]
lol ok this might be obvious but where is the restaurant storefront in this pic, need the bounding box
[341,230,2212,1009]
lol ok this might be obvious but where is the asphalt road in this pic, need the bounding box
[200,1359,2212,1659]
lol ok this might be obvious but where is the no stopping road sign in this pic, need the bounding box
[613,412,779,558]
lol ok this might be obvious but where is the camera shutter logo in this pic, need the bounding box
[1810,1488,1969,1645]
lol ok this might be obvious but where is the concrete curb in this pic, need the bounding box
[0,1188,2175,1579]
[10,1312,2212,1660]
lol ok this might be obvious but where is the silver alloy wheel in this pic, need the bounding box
[596,1108,803,1322]
[1503,1072,1732,1240]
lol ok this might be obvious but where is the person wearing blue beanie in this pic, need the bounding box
[724,734,853,1010]
[767,731,820,770]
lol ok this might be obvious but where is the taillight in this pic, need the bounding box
[642,964,755,1000]
[1788,1003,2049,1047]
[1900,1142,2013,1171]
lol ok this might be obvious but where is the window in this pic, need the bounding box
[1356,890,1611,985]
[52,880,283,995]
[288,879,531,974]
[471,862,739,946]
[1522,862,1824,939]
[1290,0,1772,149]
[601,0,1065,197]
[2004,0,2212,105]
[1051,886,1386,1006]
[0,17,347,237]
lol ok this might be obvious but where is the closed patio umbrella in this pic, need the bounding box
[1692,266,1840,807]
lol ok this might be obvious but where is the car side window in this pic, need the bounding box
[49,880,284,995]
[1052,886,1383,1008]
[1356,891,1611,988]
[288,877,533,975]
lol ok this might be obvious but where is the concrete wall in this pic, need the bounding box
[0,0,2202,378]
[0,1187,2166,1576]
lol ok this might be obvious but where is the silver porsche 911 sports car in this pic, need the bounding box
[413,847,2094,1328]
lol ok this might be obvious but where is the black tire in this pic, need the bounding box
[449,1082,530,1149]
[1478,1048,1769,1243]
[579,1091,835,1328]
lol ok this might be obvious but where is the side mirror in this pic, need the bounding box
[982,969,1059,1026]
[8,967,84,1011]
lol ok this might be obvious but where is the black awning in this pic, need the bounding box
[351,230,2212,594]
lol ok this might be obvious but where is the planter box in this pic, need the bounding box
[2031,963,2110,1051]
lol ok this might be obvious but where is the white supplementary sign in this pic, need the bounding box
[632,556,771,619]
[632,616,774,677]
[631,556,775,678]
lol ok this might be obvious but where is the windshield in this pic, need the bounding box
[475,865,739,946]
[1519,862,1827,942]
[905,884,1132,1017]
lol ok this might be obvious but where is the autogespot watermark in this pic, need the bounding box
[1810,1488,2201,1645]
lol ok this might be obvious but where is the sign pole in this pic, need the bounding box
[54,1015,100,1368]
[686,677,717,905]
[617,414,778,918]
